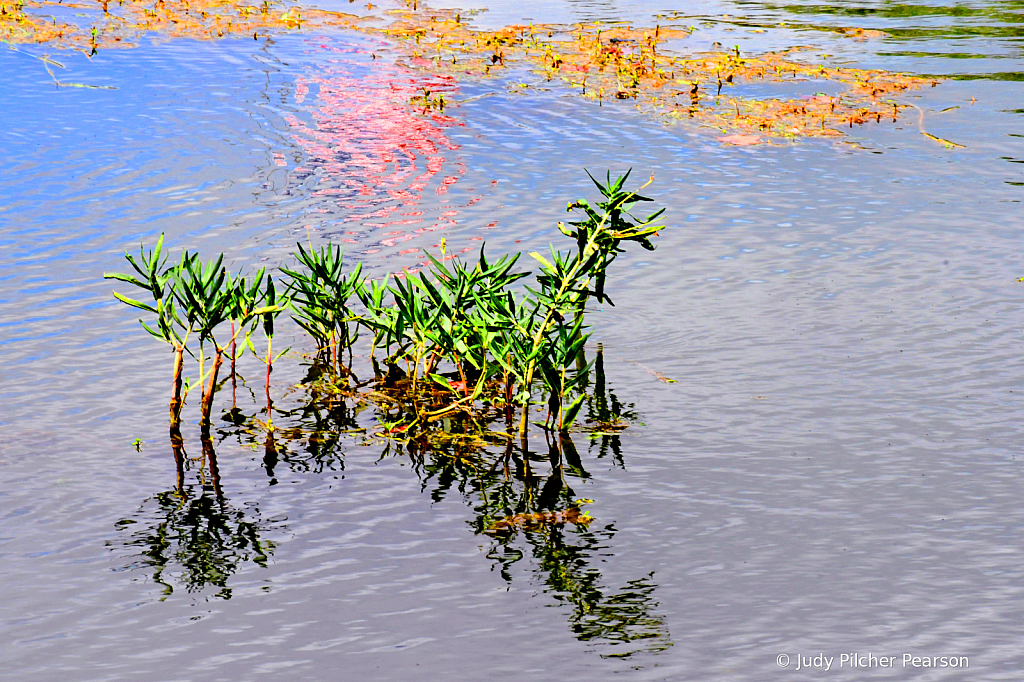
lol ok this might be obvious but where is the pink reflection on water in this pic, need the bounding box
[286,43,472,260]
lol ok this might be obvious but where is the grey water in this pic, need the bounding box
[2,0,1024,679]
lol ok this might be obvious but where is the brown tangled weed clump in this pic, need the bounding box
[4,0,946,143]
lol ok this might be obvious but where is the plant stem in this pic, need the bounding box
[200,350,223,433]
[561,366,570,431]
[230,322,237,409]
[504,365,513,426]
[519,402,530,450]
[170,345,185,430]
[517,224,604,436]
[265,335,273,409]
[198,342,206,406]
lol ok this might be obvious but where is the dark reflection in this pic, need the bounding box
[942,72,1024,81]
[754,0,1024,29]
[726,0,1024,42]
[563,0,627,23]
[110,434,277,600]
[529,530,669,657]
[402,428,671,657]
[114,350,667,652]
[583,345,637,468]
[380,348,671,658]
[664,0,1024,77]
[215,359,361,478]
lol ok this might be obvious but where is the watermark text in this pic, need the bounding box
[776,653,968,671]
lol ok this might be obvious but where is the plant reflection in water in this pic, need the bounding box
[111,348,668,655]
[110,433,277,601]
[404,348,668,658]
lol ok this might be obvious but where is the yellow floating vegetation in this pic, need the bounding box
[2,0,77,43]
[2,0,364,51]
[3,0,939,142]
[486,506,592,534]
[376,5,938,141]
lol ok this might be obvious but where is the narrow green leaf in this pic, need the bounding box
[113,291,158,314]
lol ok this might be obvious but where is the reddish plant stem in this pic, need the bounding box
[230,322,237,409]
[200,350,223,432]
[265,336,273,417]
[266,360,272,402]
[170,345,185,430]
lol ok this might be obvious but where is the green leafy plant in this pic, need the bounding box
[104,234,195,431]
[286,169,663,439]
[558,169,665,308]
[107,239,287,433]
[281,243,362,373]
[173,252,233,432]
[248,274,290,424]
[224,266,266,408]
[106,170,665,443]
[507,169,664,435]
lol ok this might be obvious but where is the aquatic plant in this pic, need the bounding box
[224,266,267,408]
[511,169,663,434]
[106,239,286,433]
[250,275,290,418]
[358,244,527,412]
[104,234,195,431]
[292,170,666,440]
[281,243,362,373]
[2,0,363,51]
[376,6,937,142]
[106,171,662,444]
[173,252,233,432]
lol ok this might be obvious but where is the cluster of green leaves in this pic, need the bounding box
[280,169,665,437]
[106,170,665,437]
[281,243,362,364]
[105,236,288,428]
[361,248,526,400]
[105,235,191,350]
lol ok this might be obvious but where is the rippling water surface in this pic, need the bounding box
[3,0,1024,679]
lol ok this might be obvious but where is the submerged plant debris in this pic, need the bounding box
[5,0,941,143]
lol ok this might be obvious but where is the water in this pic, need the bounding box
[2,0,1024,679]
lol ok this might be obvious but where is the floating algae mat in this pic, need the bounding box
[0,0,368,49]
[377,7,939,143]
[3,0,944,144]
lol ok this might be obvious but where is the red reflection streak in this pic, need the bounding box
[285,45,473,258]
